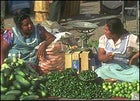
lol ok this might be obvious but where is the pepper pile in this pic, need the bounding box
[45,68,112,99]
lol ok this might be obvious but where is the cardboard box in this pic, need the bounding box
[65,52,72,69]
[80,51,96,71]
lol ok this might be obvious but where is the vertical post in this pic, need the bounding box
[137,1,139,34]
[34,1,49,22]
[1,1,5,31]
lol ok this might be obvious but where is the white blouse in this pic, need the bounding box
[98,34,139,55]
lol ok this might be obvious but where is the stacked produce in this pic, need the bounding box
[1,57,139,100]
[45,69,111,99]
[102,80,139,99]
[1,57,48,100]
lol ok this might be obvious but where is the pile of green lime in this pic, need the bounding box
[102,80,139,99]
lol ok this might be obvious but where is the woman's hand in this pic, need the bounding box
[106,52,114,60]
[46,42,64,54]
[98,48,114,62]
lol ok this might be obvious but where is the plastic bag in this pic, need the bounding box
[131,92,139,100]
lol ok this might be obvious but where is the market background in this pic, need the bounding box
[4,1,139,42]
[1,1,139,100]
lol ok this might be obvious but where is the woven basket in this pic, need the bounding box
[34,1,49,12]
[35,12,48,22]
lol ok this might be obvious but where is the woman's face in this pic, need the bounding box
[104,24,114,39]
[20,18,34,36]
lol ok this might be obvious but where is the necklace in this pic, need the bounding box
[12,26,38,45]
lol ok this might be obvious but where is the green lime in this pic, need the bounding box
[119,93,123,97]
[102,85,106,89]
[114,86,120,92]
[115,93,119,97]
[12,57,17,63]
[133,80,138,84]
[108,85,112,89]
[15,63,20,67]
[120,90,124,94]
[137,85,139,92]
[104,88,109,91]
[109,89,112,93]
[128,86,133,91]
[127,94,131,99]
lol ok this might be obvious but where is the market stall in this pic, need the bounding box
[1,17,139,100]
[1,58,139,100]
[1,24,139,100]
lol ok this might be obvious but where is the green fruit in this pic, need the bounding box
[1,86,8,93]
[9,86,16,90]
[1,63,10,70]
[114,86,120,92]
[15,75,30,88]
[4,58,12,63]
[12,57,17,63]
[16,70,26,77]
[13,81,22,90]
[137,85,139,92]
[5,90,21,96]
[15,63,20,67]
[17,58,24,65]
[9,74,14,81]
[1,73,5,85]
[20,95,39,100]
[3,68,11,77]
[1,94,16,100]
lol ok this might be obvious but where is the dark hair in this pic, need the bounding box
[13,12,30,28]
[106,17,124,35]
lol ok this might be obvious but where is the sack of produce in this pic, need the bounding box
[38,41,66,74]
[36,32,74,74]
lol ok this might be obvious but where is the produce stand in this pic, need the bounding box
[1,57,139,100]
[1,26,139,100]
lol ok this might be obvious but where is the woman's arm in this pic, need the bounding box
[98,48,114,62]
[129,51,139,65]
[1,38,10,65]
[97,35,114,62]
[36,25,56,58]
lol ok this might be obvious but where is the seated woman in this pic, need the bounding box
[95,17,139,82]
[1,12,56,73]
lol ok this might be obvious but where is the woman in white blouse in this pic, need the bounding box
[95,17,139,82]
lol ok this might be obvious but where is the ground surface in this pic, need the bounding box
[4,1,139,42]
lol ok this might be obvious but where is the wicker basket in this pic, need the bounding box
[35,12,48,22]
[34,1,49,12]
